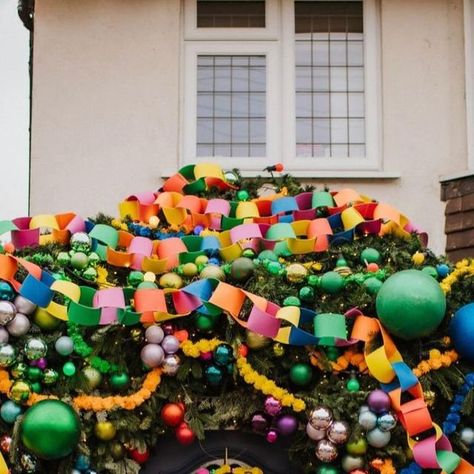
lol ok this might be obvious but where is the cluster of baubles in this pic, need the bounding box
[202,343,235,386]
[56,232,100,282]
[251,396,298,443]
[141,324,181,376]
[160,402,196,445]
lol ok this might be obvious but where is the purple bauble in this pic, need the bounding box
[367,389,391,414]
[251,412,270,433]
[36,358,47,370]
[0,328,9,344]
[200,351,213,362]
[161,335,180,354]
[264,396,282,417]
[145,325,164,344]
[306,422,326,441]
[266,429,278,443]
[276,415,298,436]
[140,344,165,368]
[162,323,175,335]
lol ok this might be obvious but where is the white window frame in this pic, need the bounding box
[181,0,382,172]
[465,0,474,170]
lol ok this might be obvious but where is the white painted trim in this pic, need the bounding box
[465,0,474,170]
[184,0,280,40]
[439,170,474,182]
[182,41,282,169]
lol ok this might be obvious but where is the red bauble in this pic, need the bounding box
[274,163,284,172]
[238,344,249,357]
[129,448,150,464]
[161,402,185,427]
[366,263,379,273]
[175,422,196,445]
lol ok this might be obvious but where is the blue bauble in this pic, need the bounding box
[0,281,14,301]
[75,454,90,470]
[204,365,224,386]
[1,400,22,423]
[436,263,450,278]
[213,344,234,367]
[450,303,474,362]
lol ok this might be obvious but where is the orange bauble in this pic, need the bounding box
[175,422,196,445]
[160,402,184,427]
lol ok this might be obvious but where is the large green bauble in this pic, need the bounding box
[320,271,344,294]
[376,270,446,340]
[230,257,254,281]
[315,466,341,474]
[21,400,80,460]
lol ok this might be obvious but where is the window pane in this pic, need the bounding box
[197,1,265,28]
[197,55,266,157]
[294,1,365,158]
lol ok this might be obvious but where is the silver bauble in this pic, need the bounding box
[327,420,350,445]
[0,344,16,367]
[161,335,180,354]
[358,410,378,430]
[162,354,181,376]
[24,337,47,360]
[0,328,9,344]
[460,427,474,445]
[0,302,16,326]
[140,343,164,368]
[366,427,391,448]
[6,313,31,337]
[13,295,36,315]
[315,439,338,462]
[70,232,92,252]
[145,325,164,344]
[377,412,397,432]
[309,406,333,430]
[305,422,326,441]
[341,454,365,472]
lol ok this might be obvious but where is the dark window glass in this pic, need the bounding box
[197,1,265,28]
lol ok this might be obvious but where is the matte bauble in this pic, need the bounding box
[306,422,326,441]
[110,372,130,391]
[0,328,8,344]
[358,410,377,431]
[0,344,16,367]
[62,361,76,377]
[24,338,47,360]
[289,363,312,386]
[21,400,80,459]
[162,335,180,354]
[436,263,450,278]
[162,354,181,376]
[421,265,438,279]
[346,437,368,456]
[175,422,196,445]
[129,448,150,464]
[341,454,365,472]
[327,420,350,445]
[363,277,383,295]
[199,265,226,281]
[366,427,391,448]
[276,414,298,436]
[204,364,224,385]
[283,296,300,307]
[367,389,391,414]
[360,248,381,264]
[299,286,314,302]
[460,427,474,445]
[94,421,116,441]
[375,270,446,340]
[20,452,38,473]
[32,308,61,331]
[137,281,158,290]
[258,250,278,262]
[0,400,22,423]
[82,367,102,390]
[14,295,36,315]
[140,343,165,368]
[230,257,254,281]
[377,412,397,432]
[42,368,59,385]
[0,301,16,325]
[246,331,270,350]
[182,262,199,277]
[411,252,425,265]
[145,325,164,344]
[55,336,74,356]
[110,441,126,460]
[309,406,333,430]
[320,271,344,294]
[264,396,282,417]
[71,252,89,270]
[450,303,474,362]
[6,313,30,337]
[315,439,338,462]
[213,343,234,367]
[70,232,92,252]
[127,271,144,287]
[161,403,185,426]
[286,263,308,283]
[159,272,183,289]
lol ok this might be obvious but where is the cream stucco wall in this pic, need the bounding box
[30,0,468,254]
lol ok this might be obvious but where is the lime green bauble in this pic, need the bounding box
[289,363,312,386]
[33,308,61,331]
[20,400,80,460]
[376,270,446,340]
[70,252,89,270]
[421,265,438,279]
[182,262,199,277]
[230,257,254,281]
[159,272,183,289]
[320,271,344,294]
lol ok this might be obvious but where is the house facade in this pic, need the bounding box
[29,0,474,255]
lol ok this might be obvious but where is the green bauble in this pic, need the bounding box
[360,247,381,264]
[307,275,321,287]
[33,308,61,331]
[325,346,340,361]
[320,271,344,294]
[31,382,42,393]
[315,466,341,474]
[70,252,89,270]
[346,378,360,392]
[56,252,71,267]
[267,261,282,275]
[88,252,100,266]
[376,270,446,340]
[241,248,256,259]
[299,286,314,302]
[82,367,102,390]
[70,232,92,252]
[26,367,43,382]
[21,400,80,460]
[258,250,278,263]
[127,271,144,287]
[110,441,126,460]
[236,190,249,201]
[82,267,97,281]
[283,296,301,307]
[230,257,254,281]
[195,313,219,331]
[199,265,226,281]
[62,361,76,377]
[421,265,438,279]
[110,372,130,391]
[289,363,312,386]
[11,362,27,379]
[363,277,383,295]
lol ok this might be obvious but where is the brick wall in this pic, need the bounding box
[441,175,474,261]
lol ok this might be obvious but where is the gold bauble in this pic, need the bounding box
[424,390,436,407]
[158,272,183,289]
[182,262,199,277]
[9,380,31,404]
[130,328,143,342]
[94,421,117,441]
[285,263,308,283]
[33,308,61,331]
[246,331,270,350]
[272,342,285,357]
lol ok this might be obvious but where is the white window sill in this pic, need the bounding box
[439,170,474,182]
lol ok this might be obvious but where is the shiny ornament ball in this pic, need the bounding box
[377,412,397,432]
[26,366,43,382]
[213,343,234,367]
[0,328,8,344]
[82,267,98,281]
[32,308,61,331]
[6,313,30,337]
[88,252,100,266]
[424,390,436,407]
[461,427,474,445]
[346,437,368,456]
[0,301,16,325]
[346,378,360,392]
[70,232,92,252]
[110,372,130,391]
[246,330,270,350]
[82,367,102,390]
[75,454,90,470]
[129,447,150,464]
[110,441,126,461]
[145,325,164,344]
[315,467,341,474]
[289,363,312,386]
[327,420,350,445]
[309,406,333,430]
[264,396,282,416]
[11,362,27,379]
[367,389,391,414]
[376,270,446,340]
[21,400,80,459]
[62,361,76,377]
[272,342,285,357]
[161,335,180,354]
[315,439,338,462]
[276,414,298,436]
[0,344,16,367]
[20,452,38,473]
[159,272,183,289]
[266,429,278,443]
[43,368,59,385]
[95,421,116,441]
[0,281,14,301]
[251,412,270,433]
[57,251,71,267]
[366,427,391,448]
[237,190,250,201]
[230,257,254,281]
[55,336,74,356]
[299,286,314,302]
[0,434,11,453]
[358,410,377,431]
[200,265,226,281]
[24,337,47,360]
[161,402,185,426]
[205,364,224,385]
[450,303,474,362]
[341,454,365,472]
[71,252,89,270]
[14,295,36,315]
[140,343,165,368]
[306,422,326,441]
[0,400,22,423]
[286,263,308,283]
[176,422,196,445]
[266,261,282,275]
[320,271,345,294]
[162,354,181,376]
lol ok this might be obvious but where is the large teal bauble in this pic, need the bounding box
[320,271,344,294]
[376,270,446,340]
[230,257,254,281]
[20,400,80,459]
